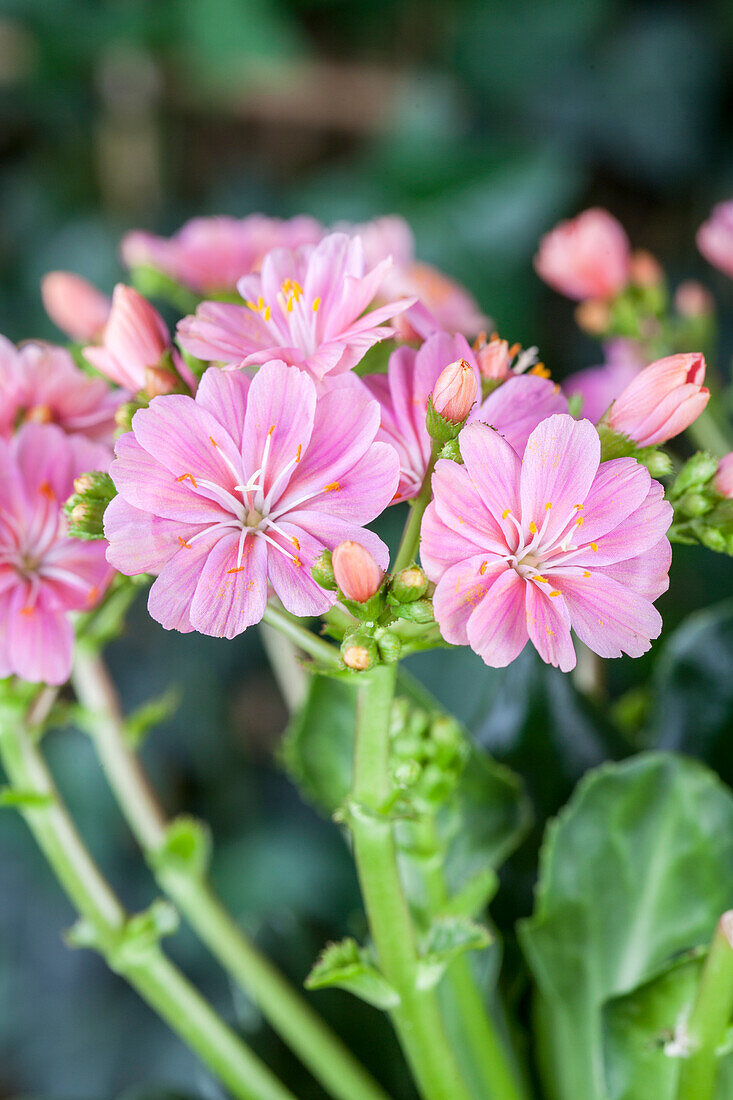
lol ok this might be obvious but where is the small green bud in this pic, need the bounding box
[677,490,713,519]
[115,397,147,433]
[439,438,462,463]
[393,598,434,624]
[699,527,727,554]
[672,452,718,497]
[637,449,673,478]
[390,566,429,604]
[377,631,402,663]
[64,471,116,539]
[341,633,379,671]
[393,760,421,790]
[311,550,337,590]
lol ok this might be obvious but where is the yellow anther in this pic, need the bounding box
[530,362,551,378]
[590,542,598,552]
[534,575,548,583]
[312,297,321,312]
[549,590,561,597]
[209,435,219,447]
[576,517,584,527]
[529,521,538,534]
[293,557,302,568]
[286,296,294,313]
[574,503,584,510]
[246,299,258,311]
[324,482,340,493]
[292,536,300,551]
[544,501,552,510]
[176,472,198,488]
[502,508,511,519]
[295,444,302,463]
[227,566,245,574]
[257,296,264,310]
[583,570,590,577]
[268,424,275,437]
[178,536,192,550]
[479,561,488,575]
[263,306,271,322]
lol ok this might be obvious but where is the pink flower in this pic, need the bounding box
[563,339,646,423]
[346,215,487,340]
[696,201,733,279]
[84,285,195,396]
[0,337,119,464]
[363,332,567,502]
[432,358,477,423]
[332,541,384,602]
[607,353,709,447]
[674,280,714,318]
[104,360,398,637]
[121,214,324,294]
[177,233,413,381]
[534,208,631,300]
[41,272,111,343]
[715,453,733,498]
[421,415,672,671]
[0,424,113,684]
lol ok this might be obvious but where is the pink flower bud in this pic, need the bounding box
[431,358,477,422]
[84,284,170,392]
[476,336,513,380]
[628,249,663,287]
[697,200,733,279]
[674,280,714,318]
[41,272,111,343]
[534,208,631,301]
[714,453,733,499]
[608,353,709,447]
[332,541,384,602]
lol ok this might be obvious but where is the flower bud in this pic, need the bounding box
[64,470,116,540]
[629,249,663,287]
[476,336,512,380]
[534,208,631,301]
[341,633,378,671]
[431,358,477,424]
[674,280,715,318]
[332,541,384,602]
[377,631,402,663]
[311,549,337,590]
[607,353,709,447]
[390,566,428,604]
[715,453,733,499]
[41,272,111,343]
[84,284,171,392]
[671,452,718,497]
[575,299,611,335]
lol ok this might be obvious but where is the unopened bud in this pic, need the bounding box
[476,336,512,380]
[311,549,337,590]
[64,470,116,539]
[341,634,378,671]
[672,452,718,497]
[575,299,610,335]
[332,541,384,603]
[376,631,402,663]
[431,359,477,424]
[678,491,713,519]
[675,280,714,319]
[390,566,428,604]
[145,363,181,398]
[41,271,111,343]
[629,249,663,287]
[393,597,434,624]
[714,453,733,499]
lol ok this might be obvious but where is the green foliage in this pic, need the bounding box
[416,916,493,991]
[305,938,399,1010]
[519,753,733,1100]
[151,816,212,880]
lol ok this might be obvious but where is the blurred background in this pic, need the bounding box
[0,1,731,1097]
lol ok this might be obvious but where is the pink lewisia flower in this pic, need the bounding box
[421,415,672,671]
[121,214,324,295]
[41,272,111,343]
[0,337,119,463]
[564,339,646,423]
[178,233,413,381]
[347,215,487,340]
[332,541,384,602]
[84,285,195,396]
[696,201,733,279]
[534,208,631,301]
[363,332,567,502]
[0,424,113,684]
[607,353,709,447]
[715,454,733,498]
[104,360,398,637]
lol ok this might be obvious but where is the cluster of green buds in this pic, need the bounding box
[64,471,116,539]
[389,698,468,812]
[668,452,733,554]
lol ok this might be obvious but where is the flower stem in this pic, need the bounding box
[393,446,439,573]
[348,663,474,1100]
[262,604,341,666]
[71,646,388,1100]
[0,701,294,1100]
[676,912,733,1100]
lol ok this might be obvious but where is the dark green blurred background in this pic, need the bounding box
[0,2,732,1097]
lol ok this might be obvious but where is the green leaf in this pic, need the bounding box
[417,916,493,990]
[440,867,499,919]
[124,687,181,749]
[305,938,399,1010]
[150,815,211,880]
[519,753,733,1100]
[602,951,733,1100]
[279,675,356,814]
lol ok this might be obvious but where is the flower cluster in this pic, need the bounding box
[3,199,728,685]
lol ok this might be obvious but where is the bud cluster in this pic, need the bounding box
[64,471,116,540]
[667,452,733,554]
[389,699,468,812]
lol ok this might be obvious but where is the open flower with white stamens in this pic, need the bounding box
[0,423,113,684]
[421,414,672,671]
[104,360,399,638]
[177,232,414,382]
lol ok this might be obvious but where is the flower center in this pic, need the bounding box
[244,507,263,529]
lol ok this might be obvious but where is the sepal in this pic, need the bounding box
[305,937,400,1009]
[597,422,672,476]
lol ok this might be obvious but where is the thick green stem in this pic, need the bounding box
[676,912,733,1100]
[72,647,388,1100]
[349,663,474,1100]
[262,604,341,666]
[0,704,293,1100]
[409,817,529,1100]
[393,447,439,573]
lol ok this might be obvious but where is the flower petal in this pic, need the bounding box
[195,366,251,443]
[110,432,229,524]
[6,587,74,685]
[458,421,522,541]
[147,531,222,632]
[103,493,200,574]
[189,532,268,639]
[466,568,529,667]
[560,571,662,659]
[520,415,600,542]
[433,554,507,645]
[525,582,576,671]
[473,375,568,455]
[241,359,315,499]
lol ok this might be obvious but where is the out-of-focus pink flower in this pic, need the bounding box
[476,335,514,380]
[0,337,119,463]
[104,360,398,637]
[534,208,631,300]
[432,358,477,423]
[41,272,111,343]
[84,285,194,396]
[628,249,664,287]
[674,280,715,318]
[607,353,709,447]
[177,233,413,381]
[0,424,113,684]
[121,214,324,295]
[697,201,733,279]
[362,332,566,502]
[332,541,384,602]
[564,339,646,423]
[421,415,672,671]
[343,215,487,340]
[714,453,733,498]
